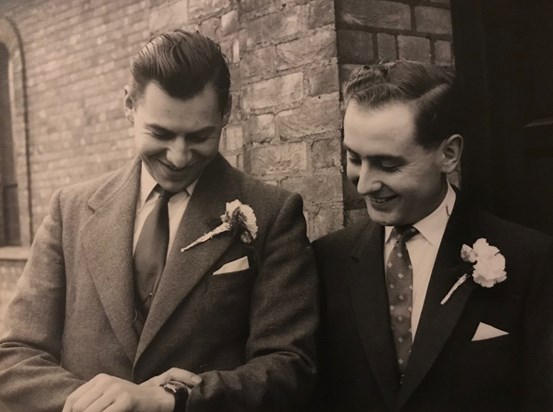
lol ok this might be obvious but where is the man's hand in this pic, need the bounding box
[140,367,202,389]
[62,373,174,412]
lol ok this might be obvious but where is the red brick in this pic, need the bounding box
[189,0,232,18]
[240,0,274,13]
[311,135,342,169]
[415,6,452,35]
[308,62,339,96]
[434,40,452,65]
[243,72,304,111]
[221,10,239,36]
[276,93,341,139]
[307,0,335,29]
[338,0,411,30]
[247,114,276,143]
[224,125,244,150]
[398,35,431,63]
[199,16,221,40]
[250,142,308,175]
[245,7,305,48]
[242,46,276,79]
[276,27,336,70]
[377,33,397,61]
[337,30,374,64]
[281,173,343,204]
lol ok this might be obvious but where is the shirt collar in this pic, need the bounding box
[385,182,456,247]
[138,163,199,209]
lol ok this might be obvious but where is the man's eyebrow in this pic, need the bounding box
[146,123,173,133]
[342,145,404,163]
[145,123,216,135]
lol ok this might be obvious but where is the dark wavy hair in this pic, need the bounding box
[344,60,459,149]
[129,29,231,114]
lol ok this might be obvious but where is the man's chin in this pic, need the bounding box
[158,180,193,193]
[366,207,400,227]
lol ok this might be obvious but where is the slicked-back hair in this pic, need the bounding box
[344,60,459,149]
[129,29,231,115]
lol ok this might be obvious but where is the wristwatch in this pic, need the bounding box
[160,380,189,412]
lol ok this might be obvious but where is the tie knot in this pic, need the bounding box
[156,186,176,200]
[393,226,418,243]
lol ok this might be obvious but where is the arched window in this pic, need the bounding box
[0,17,31,250]
[0,42,20,246]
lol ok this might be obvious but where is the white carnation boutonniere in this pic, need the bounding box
[440,238,507,305]
[181,200,258,252]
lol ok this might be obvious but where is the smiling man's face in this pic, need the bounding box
[125,81,227,193]
[343,100,448,227]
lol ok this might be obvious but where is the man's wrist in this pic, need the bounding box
[160,380,189,412]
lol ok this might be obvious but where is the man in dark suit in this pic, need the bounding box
[314,60,553,411]
[0,30,318,412]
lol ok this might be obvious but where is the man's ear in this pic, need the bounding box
[440,134,463,174]
[123,86,135,124]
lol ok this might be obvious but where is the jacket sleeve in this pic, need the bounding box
[0,188,85,412]
[187,192,319,412]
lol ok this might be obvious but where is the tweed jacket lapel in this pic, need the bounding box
[81,158,141,363]
[136,155,242,360]
[397,196,476,410]
[347,221,401,411]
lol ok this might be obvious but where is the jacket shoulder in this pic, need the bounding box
[472,208,553,254]
[313,219,371,257]
[53,161,138,211]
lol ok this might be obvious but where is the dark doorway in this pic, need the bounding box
[451,0,553,235]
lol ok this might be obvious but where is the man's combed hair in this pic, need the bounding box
[130,29,231,114]
[344,60,459,148]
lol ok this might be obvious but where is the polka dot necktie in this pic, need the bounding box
[386,226,418,378]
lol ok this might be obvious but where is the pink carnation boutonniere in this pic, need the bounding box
[181,200,258,252]
[440,238,507,305]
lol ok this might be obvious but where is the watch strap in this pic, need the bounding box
[160,380,189,412]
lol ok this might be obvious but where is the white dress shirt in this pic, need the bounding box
[133,164,198,257]
[384,183,456,338]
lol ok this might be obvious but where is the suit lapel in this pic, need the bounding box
[347,222,400,411]
[136,155,241,360]
[81,159,141,363]
[397,197,476,409]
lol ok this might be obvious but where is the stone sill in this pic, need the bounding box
[0,246,29,261]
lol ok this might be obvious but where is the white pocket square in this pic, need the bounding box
[213,256,249,275]
[471,322,509,341]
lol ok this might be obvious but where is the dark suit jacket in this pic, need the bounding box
[314,195,553,412]
[0,154,318,412]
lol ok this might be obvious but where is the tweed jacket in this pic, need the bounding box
[0,154,318,412]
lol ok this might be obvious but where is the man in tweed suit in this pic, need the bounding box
[0,30,318,412]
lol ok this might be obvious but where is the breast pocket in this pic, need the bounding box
[205,267,256,338]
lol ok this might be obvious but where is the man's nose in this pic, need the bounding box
[165,137,190,169]
[356,164,382,195]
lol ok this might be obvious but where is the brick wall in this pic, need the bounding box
[0,0,345,328]
[0,0,454,325]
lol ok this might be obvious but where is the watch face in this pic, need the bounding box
[162,382,179,395]
[162,380,188,395]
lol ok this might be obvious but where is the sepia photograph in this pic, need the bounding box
[0,0,551,411]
